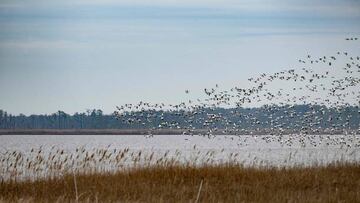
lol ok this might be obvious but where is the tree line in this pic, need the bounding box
[0,105,359,130]
[0,109,122,129]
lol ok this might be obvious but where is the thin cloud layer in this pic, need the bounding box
[0,0,359,114]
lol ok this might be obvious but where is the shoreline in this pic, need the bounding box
[0,129,358,135]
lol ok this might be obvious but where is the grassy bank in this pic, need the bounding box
[1,163,360,202]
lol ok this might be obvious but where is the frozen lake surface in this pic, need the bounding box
[1,134,359,180]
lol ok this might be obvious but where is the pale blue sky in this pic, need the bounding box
[0,0,360,115]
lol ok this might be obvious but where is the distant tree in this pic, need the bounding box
[0,105,358,130]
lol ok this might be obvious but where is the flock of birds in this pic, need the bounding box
[114,38,360,148]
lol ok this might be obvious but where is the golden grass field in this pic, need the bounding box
[1,163,360,203]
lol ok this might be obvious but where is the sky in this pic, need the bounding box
[0,0,360,115]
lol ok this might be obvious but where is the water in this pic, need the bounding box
[1,134,359,181]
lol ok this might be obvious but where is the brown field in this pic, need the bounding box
[1,163,360,203]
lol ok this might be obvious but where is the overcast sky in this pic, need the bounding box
[0,0,360,115]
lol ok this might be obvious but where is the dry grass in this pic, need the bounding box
[1,163,360,202]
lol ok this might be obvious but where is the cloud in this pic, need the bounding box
[1,0,359,19]
[0,40,86,50]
